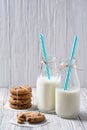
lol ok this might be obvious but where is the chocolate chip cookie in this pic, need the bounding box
[26,112,45,123]
[17,112,46,124]
[9,97,31,105]
[10,103,32,110]
[17,112,26,124]
[10,93,32,100]
[10,85,32,95]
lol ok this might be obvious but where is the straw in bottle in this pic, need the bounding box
[64,35,78,90]
[39,33,50,80]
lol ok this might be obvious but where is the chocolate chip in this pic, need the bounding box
[34,118,36,121]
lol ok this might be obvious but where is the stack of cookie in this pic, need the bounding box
[9,85,32,109]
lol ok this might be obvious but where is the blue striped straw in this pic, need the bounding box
[40,33,50,80]
[64,35,78,90]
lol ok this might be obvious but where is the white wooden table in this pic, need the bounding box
[0,88,87,130]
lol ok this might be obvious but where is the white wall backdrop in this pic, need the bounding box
[0,0,87,87]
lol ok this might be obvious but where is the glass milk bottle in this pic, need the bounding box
[36,57,58,113]
[55,59,80,118]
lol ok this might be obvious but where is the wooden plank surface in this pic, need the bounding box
[9,0,29,86]
[66,0,87,88]
[0,0,10,87]
[0,88,87,130]
[0,0,86,88]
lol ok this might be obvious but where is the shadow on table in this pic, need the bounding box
[45,110,87,122]
[79,111,87,121]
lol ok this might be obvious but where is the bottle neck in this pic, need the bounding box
[59,58,77,71]
[40,57,58,77]
[58,59,80,89]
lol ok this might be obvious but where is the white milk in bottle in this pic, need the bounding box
[55,59,80,118]
[37,76,58,112]
[55,88,80,118]
[36,57,58,113]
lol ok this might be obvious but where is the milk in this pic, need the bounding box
[55,88,80,118]
[36,76,58,113]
